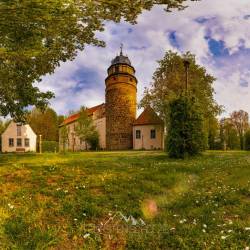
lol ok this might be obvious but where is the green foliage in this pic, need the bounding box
[59,125,69,153]
[75,107,99,150]
[167,95,206,158]
[28,107,61,141]
[86,130,100,150]
[140,51,221,121]
[0,0,192,121]
[220,118,241,150]
[244,130,250,150]
[230,110,249,150]
[3,215,56,249]
[42,141,59,153]
[207,116,220,150]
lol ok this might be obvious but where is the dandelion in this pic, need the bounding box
[74,218,78,221]
[202,229,206,233]
[245,227,250,231]
[203,224,207,228]
[64,190,68,193]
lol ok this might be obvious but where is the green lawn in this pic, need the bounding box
[0,151,250,249]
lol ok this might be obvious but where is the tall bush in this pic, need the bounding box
[167,95,206,158]
[245,130,250,151]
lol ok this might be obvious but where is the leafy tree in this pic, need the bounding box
[27,107,60,141]
[59,125,69,153]
[75,107,99,150]
[220,118,240,150]
[207,116,220,150]
[0,0,193,121]
[0,118,11,151]
[140,51,221,125]
[167,95,206,158]
[230,110,249,150]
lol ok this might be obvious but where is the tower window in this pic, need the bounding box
[130,78,133,82]
[136,130,141,139]
[150,129,156,139]
[115,66,119,73]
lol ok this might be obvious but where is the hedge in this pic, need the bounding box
[40,141,59,153]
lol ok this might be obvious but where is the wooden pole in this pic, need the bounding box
[39,134,42,154]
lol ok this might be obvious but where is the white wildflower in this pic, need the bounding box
[83,233,90,239]
[221,235,229,240]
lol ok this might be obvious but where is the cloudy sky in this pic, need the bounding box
[37,0,250,117]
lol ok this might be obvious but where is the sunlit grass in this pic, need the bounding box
[0,151,250,249]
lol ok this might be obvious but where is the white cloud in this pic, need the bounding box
[37,0,250,117]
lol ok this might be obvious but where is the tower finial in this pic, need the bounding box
[120,43,123,56]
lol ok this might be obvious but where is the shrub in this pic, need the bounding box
[41,141,59,153]
[86,130,99,150]
[167,95,206,158]
[245,130,250,150]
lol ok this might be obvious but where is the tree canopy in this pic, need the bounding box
[0,0,193,121]
[140,51,221,123]
[75,107,99,150]
[27,107,61,141]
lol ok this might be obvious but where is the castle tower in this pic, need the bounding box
[105,45,137,150]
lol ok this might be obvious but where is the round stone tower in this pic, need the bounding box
[105,46,137,150]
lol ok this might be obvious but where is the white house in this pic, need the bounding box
[1,121,37,153]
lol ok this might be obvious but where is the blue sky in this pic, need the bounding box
[38,0,250,117]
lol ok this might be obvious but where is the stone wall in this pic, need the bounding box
[105,71,137,150]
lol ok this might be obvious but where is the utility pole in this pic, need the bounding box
[39,134,42,154]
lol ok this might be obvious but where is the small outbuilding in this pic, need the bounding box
[133,107,164,150]
[1,121,37,153]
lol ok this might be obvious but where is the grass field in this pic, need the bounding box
[0,151,250,249]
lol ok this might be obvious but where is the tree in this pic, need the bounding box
[0,0,193,121]
[220,118,240,150]
[0,118,11,151]
[140,51,221,125]
[27,107,60,141]
[167,95,206,158]
[59,125,69,153]
[75,107,99,150]
[230,110,249,150]
[207,116,220,150]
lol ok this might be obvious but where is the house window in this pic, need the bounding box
[150,129,156,139]
[17,125,21,136]
[9,138,14,147]
[25,138,30,147]
[17,138,22,147]
[136,130,141,139]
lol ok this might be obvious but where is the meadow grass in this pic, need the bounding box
[0,151,249,249]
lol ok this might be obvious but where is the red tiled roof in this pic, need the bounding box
[134,106,164,126]
[61,103,105,126]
